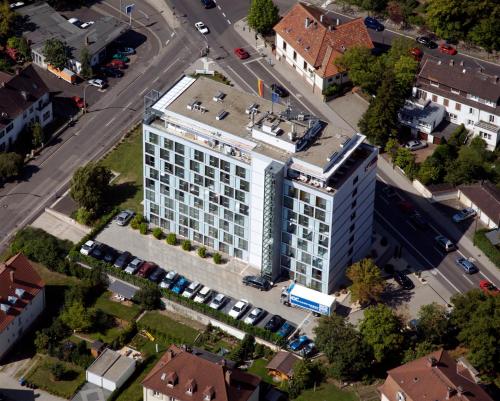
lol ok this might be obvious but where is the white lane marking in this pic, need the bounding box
[376,210,461,293]
[225,65,257,94]
[296,311,313,331]
[165,39,170,46]
[139,87,149,96]
[125,100,134,108]
[457,249,467,259]
[242,58,259,65]
[105,115,118,127]
[227,19,231,25]
[153,76,161,83]
[240,264,252,276]
[171,32,175,37]
[163,58,181,74]
[74,130,80,136]
[222,12,226,17]
[218,5,221,10]
[462,274,474,285]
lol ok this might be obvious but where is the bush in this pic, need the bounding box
[139,222,148,235]
[197,246,207,258]
[166,233,177,246]
[474,229,500,268]
[152,227,163,239]
[130,214,144,230]
[213,252,222,264]
[322,83,341,97]
[181,240,192,251]
[75,207,93,226]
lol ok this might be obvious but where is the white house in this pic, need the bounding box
[273,2,373,94]
[0,65,53,152]
[408,55,500,150]
[86,348,136,392]
[0,254,45,361]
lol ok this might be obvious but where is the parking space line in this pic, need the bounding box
[462,274,474,285]
[165,39,170,46]
[139,87,149,96]
[240,264,252,276]
[163,58,181,74]
[296,311,312,332]
[125,100,134,109]
[456,249,467,258]
[242,59,259,65]
[227,19,231,25]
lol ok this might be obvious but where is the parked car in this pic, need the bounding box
[410,47,423,61]
[242,275,271,291]
[90,243,108,260]
[118,47,135,55]
[112,53,129,62]
[209,293,227,310]
[115,210,135,226]
[106,60,127,70]
[277,322,294,338]
[201,0,216,8]
[288,335,310,351]
[439,44,457,55]
[99,67,124,78]
[148,267,166,283]
[80,21,95,29]
[244,307,264,325]
[72,96,86,109]
[394,271,415,290]
[172,277,189,294]
[416,36,438,49]
[405,139,427,151]
[228,299,249,319]
[195,21,209,34]
[87,78,107,89]
[300,341,317,357]
[182,281,202,299]
[160,271,179,289]
[125,257,144,274]
[194,286,212,303]
[137,261,157,278]
[234,47,250,60]
[435,235,456,252]
[452,207,476,223]
[397,200,415,214]
[364,16,384,31]
[114,251,132,269]
[80,240,96,256]
[9,2,25,9]
[265,315,285,332]
[68,18,82,27]
[409,211,428,230]
[270,83,289,97]
[103,247,118,264]
[455,257,478,274]
[479,280,499,296]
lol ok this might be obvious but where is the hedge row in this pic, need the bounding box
[473,229,500,268]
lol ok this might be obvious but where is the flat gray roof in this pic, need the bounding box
[108,279,138,300]
[87,348,135,382]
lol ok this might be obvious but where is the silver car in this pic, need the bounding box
[452,207,476,223]
[116,210,135,226]
[455,257,478,274]
[405,139,428,151]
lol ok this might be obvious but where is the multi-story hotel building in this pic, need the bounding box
[142,76,377,293]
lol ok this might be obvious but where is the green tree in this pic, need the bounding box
[70,162,112,215]
[467,12,500,52]
[385,137,399,160]
[49,362,66,381]
[335,47,382,94]
[0,1,15,39]
[313,315,372,381]
[7,36,31,62]
[403,340,439,363]
[31,122,44,148]
[346,258,385,306]
[417,157,443,185]
[80,47,92,80]
[359,304,404,363]
[0,152,23,181]
[42,38,69,71]
[287,358,313,398]
[60,302,95,332]
[360,0,388,12]
[393,56,418,89]
[247,0,280,34]
[417,303,450,346]
[394,147,417,178]
[133,286,161,310]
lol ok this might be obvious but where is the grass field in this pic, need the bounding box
[295,382,359,401]
[99,126,143,213]
[31,262,81,286]
[25,355,85,399]
[94,291,141,322]
[248,358,275,385]
[138,311,200,344]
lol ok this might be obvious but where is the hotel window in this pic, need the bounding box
[148,132,159,144]
[175,142,184,154]
[299,190,311,204]
[238,238,248,251]
[282,41,286,50]
[293,50,297,61]
[209,156,219,168]
[175,154,184,166]
[236,165,246,178]
[145,143,155,155]
[303,204,314,217]
[163,138,173,150]
[240,180,250,192]
[145,154,155,167]
[160,148,169,160]
[443,99,449,106]
[299,215,309,227]
[220,160,231,172]
[455,103,461,111]
[194,149,204,162]
[190,160,200,172]
[432,94,437,102]
[490,115,495,123]
[315,209,326,222]
[288,186,297,198]
[205,166,215,178]
[315,197,326,209]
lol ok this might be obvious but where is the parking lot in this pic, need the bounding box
[95,223,316,336]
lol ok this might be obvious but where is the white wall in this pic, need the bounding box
[86,371,102,388]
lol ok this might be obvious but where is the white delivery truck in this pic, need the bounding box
[280,282,336,316]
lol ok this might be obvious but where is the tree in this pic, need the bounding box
[335,47,382,95]
[0,1,15,39]
[49,362,66,381]
[70,162,112,215]
[417,303,450,346]
[133,286,161,310]
[360,0,388,12]
[287,359,313,398]
[247,0,280,35]
[42,38,69,71]
[314,315,372,381]
[359,304,404,364]
[0,152,23,181]
[394,147,417,178]
[403,340,439,363]
[31,122,44,148]
[346,258,385,306]
[387,1,404,24]
[7,36,31,62]
[467,12,500,52]
[385,137,399,160]
[80,47,92,80]
[60,301,95,332]
[393,56,418,90]
[417,157,443,185]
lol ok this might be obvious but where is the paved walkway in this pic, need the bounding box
[0,372,66,401]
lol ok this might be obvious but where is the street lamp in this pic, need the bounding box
[83,84,94,114]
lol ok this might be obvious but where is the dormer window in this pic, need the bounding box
[166,371,178,388]
[185,379,197,396]
[203,386,215,400]
[396,391,406,401]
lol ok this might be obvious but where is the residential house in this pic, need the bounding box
[142,345,261,401]
[457,181,500,229]
[274,2,373,94]
[0,65,52,151]
[407,55,500,150]
[266,351,300,381]
[379,350,494,401]
[0,254,45,360]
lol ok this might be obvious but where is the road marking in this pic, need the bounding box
[479,270,497,284]
[225,65,257,94]
[105,115,118,127]
[218,5,221,10]
[125,100,134,109]
[457,249,467,258]
[165,39,170,46]
[139,87,149,96]
[171,32,175,37]
[240,264,252,276]
[222,12,226,17]
[406,221,417,231]
[74,130,80,136]
[462,274,474,285]
[242,58,259,65]
[296,311,313,331]
[153,76,161,83]
[163,57,181,74]
[227,19,231,25]
[375,210,461,293]
[427,222,441,235]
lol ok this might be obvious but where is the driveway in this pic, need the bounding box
[0,372,66,401]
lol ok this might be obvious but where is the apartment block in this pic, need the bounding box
[142,76,377,294]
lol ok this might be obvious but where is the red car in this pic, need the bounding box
[397,200,415,214]
[479,280,499,296]
[137,261,158,278]
[439,44,457,55]
[410,47,423,61]
[106,60,127,70]
[72,96,86,109]
[234,47,250,60]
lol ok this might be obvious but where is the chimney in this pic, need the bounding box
[427,356,437,367]
[304,17,310,29]
[336,18,340,26]
[446,387,456,399]
[225,370,232,386]
[320,14,324,23]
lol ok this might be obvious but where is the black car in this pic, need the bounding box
[114,251,132,269]
[90,243,107,260]
[394,271,415,290]
[416,36,438,49]
[201,0,216,8]
[148,267,166,283]
[242,275,271,291]
[100,66,124,78]
[409,212,428,230]
[264,315,285,332]
[364,16,384,31]
[103,247,118,264]
[270,83,289,97]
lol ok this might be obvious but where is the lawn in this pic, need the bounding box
[138,311,200,344]
[94,291,141,322]
[31,261,81,286]
[25,355,85,399]
[99,126,143,213]
[248,358,275,385]
[295,382,359,401]
[86,318,128,344]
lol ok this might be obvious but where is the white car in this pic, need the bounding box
[68,18,82,27]
[228,299,249,319]
[10,2,24,9]
[182,281,202,299]
[194,286,212,303]
[404,139,428,151]
[209,293,226,310]
[124,257,143,274]
[80,21,95,29]
[452,207,476,223]
[87,79,107,89]
[195,21,209,34]
[244,307,264,325]
[80,240,95,255]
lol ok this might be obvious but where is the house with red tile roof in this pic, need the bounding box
[0,254,45,360]
[273,2,373,94]
[379,350,494,401]
[142,345,261,401]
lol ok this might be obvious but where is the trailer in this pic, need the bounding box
[280,283,336,316]
[47,64,76,84]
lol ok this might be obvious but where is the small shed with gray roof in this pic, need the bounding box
[108,279,138,300]
[86,348,136,391]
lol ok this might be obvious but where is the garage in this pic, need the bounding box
[86,348,136,391]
